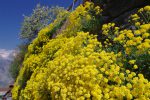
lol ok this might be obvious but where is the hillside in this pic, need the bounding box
[12,1,150,100]
[0,49,15,87]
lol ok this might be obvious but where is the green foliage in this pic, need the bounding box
[9,43,28,80]
[10,4,67,80]
[20,4,65,42]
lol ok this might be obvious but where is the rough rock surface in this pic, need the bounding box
[102,0,150,17]
[100,0,150,25]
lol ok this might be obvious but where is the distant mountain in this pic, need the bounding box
[0,49,16,87]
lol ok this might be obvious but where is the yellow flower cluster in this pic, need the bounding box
[12,3,150,100]
[102,6,150,80]
[27,10,69,55]
[60,2,102,37]
[138,6,150,13]
[12,32,150,100]
[130,5,150,25]
[113,24,150,55]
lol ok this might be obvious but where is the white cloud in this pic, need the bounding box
[0,49,15,59]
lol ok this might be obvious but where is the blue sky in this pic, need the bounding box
[0,0,75,50]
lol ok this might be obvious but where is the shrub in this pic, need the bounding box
[12,3,150,100]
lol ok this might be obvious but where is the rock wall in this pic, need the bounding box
[93,0,150,25]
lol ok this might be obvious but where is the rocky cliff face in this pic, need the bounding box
[0,49,15,87]
[93,0,150,25]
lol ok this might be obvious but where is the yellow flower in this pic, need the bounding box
[144,6,150,11]
[131,14,140,21]
[142,33,149,38]
[135,22,141,26]
[100,68,105,72]
[126,40,136,46]
[104,78,108,83]
[84,93,90,98]
[138,74,144,78]
[104,93,109,99]
[134,30,141,35]
[138,8,144,12]
[129,60,136,64]
[127,94,133,99]
[127,83,132,89]
[126,32,134,39]
[125,47,131,54]
[126,70,130,74]
[133,65,138,69]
